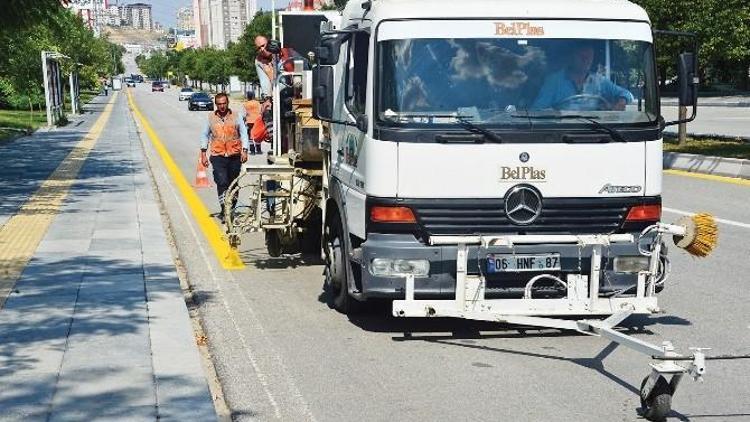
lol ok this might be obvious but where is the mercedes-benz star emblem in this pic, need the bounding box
[504,185,542,225]
[519,152,530,163]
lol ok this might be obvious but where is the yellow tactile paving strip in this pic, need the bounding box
[0,93,117,309]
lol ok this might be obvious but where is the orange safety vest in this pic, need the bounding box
[244,100,261,125]
[208,110,243,157]
[251,113,270,142]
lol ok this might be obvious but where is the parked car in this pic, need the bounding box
[179,87,194,101]
[124,78,136,87]
[188,92,213,111]
[151,81,164,92]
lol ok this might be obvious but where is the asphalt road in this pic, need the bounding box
[126,79,750,422]
[662,105,750,139]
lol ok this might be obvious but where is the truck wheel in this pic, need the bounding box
[266,229,283,257]
[640,375,673,422]
[325,215,364,314]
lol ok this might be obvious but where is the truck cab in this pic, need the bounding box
[311,0,697,313]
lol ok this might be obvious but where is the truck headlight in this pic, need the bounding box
[369,258,430,278]
[613,256,650,273]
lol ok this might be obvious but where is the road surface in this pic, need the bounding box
[662,105,750,139]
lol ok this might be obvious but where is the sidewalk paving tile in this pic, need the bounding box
[0,94,215,421]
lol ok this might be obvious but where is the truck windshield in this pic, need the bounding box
[378,38,657,127]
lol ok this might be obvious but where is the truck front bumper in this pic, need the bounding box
[358,233,656,302]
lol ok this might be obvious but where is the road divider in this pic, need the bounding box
[126,90,245,270]
[0,92,117,308]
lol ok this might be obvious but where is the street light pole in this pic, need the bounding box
[272,0,277,39]
[41,51,53,126]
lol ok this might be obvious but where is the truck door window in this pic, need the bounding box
[345,32,370,117]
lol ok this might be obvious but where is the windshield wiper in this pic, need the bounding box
[576,117,627,142]
[511,113,626,142]
[455,117,504,143]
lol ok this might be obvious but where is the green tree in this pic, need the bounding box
[0,3,124,112]
[3,0,70,30]
[140,52,169,80]
[634,0,750,90]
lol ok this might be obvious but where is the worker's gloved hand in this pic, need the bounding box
[241,149,248,163]
[200,150,209,168]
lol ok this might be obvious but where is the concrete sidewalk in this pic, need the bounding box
[0,94,216,421]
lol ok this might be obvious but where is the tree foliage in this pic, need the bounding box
[634,0,750,89]
[3,0,71,30]
[0,3,124,110]
[136,11,274,91]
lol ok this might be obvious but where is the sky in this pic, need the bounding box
[129,0,291,27]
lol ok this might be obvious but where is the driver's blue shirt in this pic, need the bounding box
[532,70,635,110]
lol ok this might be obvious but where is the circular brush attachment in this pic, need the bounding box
[673,213,718,257]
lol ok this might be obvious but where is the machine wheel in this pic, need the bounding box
[640,375,673,422]
[324,214,364,314]
[265,229,283,257]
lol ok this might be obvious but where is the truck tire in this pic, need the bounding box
[325,214,364,314]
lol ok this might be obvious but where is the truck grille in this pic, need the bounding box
[411,198,635,236]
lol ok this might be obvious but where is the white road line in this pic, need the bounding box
[663,207,750,229]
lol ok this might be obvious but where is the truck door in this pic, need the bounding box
[331,31,369,239]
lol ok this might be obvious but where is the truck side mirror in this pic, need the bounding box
[678,52,698,107]
[316,33,350,65]
[313,65,335,121]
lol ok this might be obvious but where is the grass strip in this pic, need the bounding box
[664,138,750,160]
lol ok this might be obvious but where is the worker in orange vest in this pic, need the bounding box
[199,93,250,222]
[243,91,263,155]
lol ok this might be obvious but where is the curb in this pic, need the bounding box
[663,151,750,180]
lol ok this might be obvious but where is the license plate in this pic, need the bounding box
[486,254,561,273]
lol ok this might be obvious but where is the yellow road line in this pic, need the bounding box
[0,93,118,308]
[664,169,750,187]
[126,91,244,270]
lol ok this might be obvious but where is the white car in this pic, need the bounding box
[179,87,194,101]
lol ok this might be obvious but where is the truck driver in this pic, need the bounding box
[532,43,634,111]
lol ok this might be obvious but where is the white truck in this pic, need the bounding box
[226,1,728,419]
[111,77,123,91]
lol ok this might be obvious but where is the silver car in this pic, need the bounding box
[179,87,194,101]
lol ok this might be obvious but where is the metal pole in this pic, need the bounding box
[271,0,277,40]
[70,72,77,115]
[678,106,687,146]
[41,51,53,126]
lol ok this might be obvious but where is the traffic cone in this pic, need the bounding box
[194,160,212,188]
